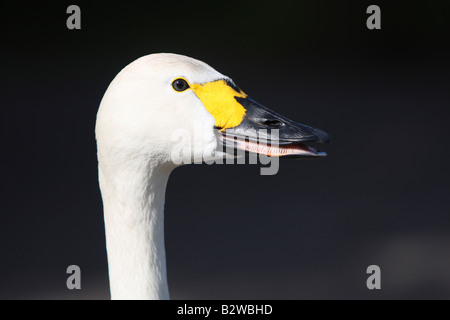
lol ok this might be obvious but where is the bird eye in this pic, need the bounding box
[172,78,190,92]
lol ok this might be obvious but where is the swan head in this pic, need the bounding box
[96,53,330,170]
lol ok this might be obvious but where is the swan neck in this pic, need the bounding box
[100,161,172,300]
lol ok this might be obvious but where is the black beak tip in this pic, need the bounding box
[312,128,332,144]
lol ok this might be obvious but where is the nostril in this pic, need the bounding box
[260,119,284,128]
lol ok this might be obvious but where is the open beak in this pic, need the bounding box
[220,97,331,158]
[190,77,330,158]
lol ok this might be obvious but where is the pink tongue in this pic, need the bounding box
[236,139,316,156]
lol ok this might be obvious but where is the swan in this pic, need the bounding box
[95,53,330,300]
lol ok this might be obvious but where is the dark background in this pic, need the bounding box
[1,1,449,299]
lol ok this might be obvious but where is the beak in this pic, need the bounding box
[220,97,331,158]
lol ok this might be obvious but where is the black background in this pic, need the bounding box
[1,1,450,299]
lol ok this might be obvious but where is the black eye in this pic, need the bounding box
[172,78,190,92]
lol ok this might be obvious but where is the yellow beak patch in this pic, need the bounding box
[191,79,247,131]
